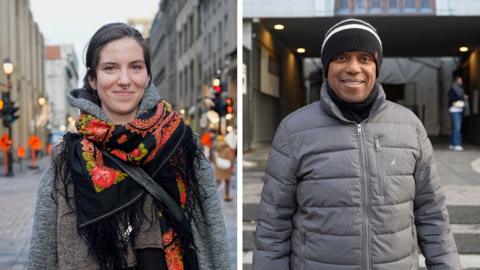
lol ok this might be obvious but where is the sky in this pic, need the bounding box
[30,0,159,86]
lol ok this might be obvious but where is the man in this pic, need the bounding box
[253,18,460,270]
[448,73,468,151]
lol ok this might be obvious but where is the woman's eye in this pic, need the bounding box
[103,66,116,72]
[132,64,143,70]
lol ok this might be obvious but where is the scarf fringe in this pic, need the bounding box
[79,194,148,270]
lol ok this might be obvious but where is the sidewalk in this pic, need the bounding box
[0,157,49,270]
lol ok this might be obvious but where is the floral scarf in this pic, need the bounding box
[66,100,198,270]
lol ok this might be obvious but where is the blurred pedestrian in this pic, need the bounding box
[212,135,235,201]
[253,18,460,270]
[28,22,229,270]
[448,73,468,151]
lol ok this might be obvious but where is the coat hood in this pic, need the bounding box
[67,84,162,122]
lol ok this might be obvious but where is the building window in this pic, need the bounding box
[339,0,349,9]
[370,0,382,13]
[179,73,183,99]
[405,0,416,8]
[183,24,188,52]
[190,61,194,103]
[154,68,165,86]
[389,0,398,8]
[178,32,182,53]
[218,22,223,53]
[354,0,364,9]
[419,0,435,13]
[196,5,202,38]
[189,15,194,46]
[224,14,229,47]
[371,0,381,8]
[184,67,188,104]
[213,26,217,51]
[208,33,212,58]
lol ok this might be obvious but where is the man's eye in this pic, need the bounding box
[335,55,346,61]
[361,56,372,63]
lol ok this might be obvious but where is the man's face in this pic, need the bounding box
[327,51,376,103]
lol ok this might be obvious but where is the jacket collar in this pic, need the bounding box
[319,81,387,123]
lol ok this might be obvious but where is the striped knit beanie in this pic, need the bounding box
[321,18,383,77]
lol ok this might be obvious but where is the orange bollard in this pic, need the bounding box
[31,149,37,168]
[3,150,7,175]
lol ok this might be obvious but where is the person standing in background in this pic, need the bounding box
[448,73,468,151]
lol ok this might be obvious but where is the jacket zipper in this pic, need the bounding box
[301,232,307,270]
[357,124,371,270]
[374,138,384,198]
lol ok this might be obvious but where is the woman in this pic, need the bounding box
[212,135,235,201]
[28,23,230,270]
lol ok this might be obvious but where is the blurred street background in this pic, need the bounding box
[0,0,237,269]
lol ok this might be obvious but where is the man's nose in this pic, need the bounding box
[345,59,361,74]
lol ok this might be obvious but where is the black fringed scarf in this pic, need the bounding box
[62,101,200,270]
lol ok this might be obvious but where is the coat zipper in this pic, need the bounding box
[357,124,371,270]
[301,232,307,270]
[374,138,384,198]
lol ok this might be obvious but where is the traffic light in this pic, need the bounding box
[225,97,233,114]
[0,93,19,127]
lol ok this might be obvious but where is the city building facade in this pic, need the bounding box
[150,0,237,133]
[150,0,179,105]
[44,44,79,138]
[0,0,46,155]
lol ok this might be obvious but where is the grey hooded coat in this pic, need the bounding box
[28,85,231,270]
[253,82,460,270]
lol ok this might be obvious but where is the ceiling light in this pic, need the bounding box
[274,24,285,30]
[459,46,469,52]
[297,48,306,53]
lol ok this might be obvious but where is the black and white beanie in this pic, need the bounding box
[321,18,383,77]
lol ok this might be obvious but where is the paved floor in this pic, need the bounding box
[0,158,237,270]
[0,159,46,270]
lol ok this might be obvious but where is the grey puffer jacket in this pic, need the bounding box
[253,82,460,270]
[28,85,231,270]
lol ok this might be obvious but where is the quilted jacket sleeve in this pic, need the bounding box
[413,124,461,269]
[253,122,298,270]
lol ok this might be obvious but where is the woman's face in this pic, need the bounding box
[89,37,150,124]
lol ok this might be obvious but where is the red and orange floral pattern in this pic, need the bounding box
[80,138,128,192]
[163,228,184,270]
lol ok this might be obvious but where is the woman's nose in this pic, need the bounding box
[117,69,131,86]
